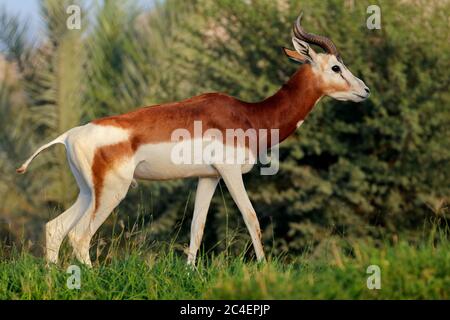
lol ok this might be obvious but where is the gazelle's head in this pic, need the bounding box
[283,13,370,102]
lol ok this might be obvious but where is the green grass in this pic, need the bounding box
[0,236,449,300]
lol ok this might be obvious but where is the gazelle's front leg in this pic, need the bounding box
[187,177,220,265]
[214,164,266,262]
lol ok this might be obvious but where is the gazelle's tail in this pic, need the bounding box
[16,130,71,174]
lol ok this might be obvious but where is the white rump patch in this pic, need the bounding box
[87,124,130,148]
[66,123,131,166]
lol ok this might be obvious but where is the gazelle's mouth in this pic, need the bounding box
[353,93,368,100]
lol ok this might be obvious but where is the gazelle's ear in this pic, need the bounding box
[283,37,318,64]
[282,47,304,63]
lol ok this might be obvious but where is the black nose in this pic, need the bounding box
[364,87,370,94]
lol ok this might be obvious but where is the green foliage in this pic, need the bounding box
[33,0,86,206]
[0,0,449,259]
[172,0,450,253]
[0,235,449,299]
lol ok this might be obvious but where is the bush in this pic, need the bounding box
[0,0,448,257]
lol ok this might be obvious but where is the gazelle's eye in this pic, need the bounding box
[332,65,341,73]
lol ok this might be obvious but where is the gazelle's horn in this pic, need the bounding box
[293,12,340,58]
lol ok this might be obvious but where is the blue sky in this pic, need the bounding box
[1,0,40,17]
[1,0,155,40]
[1,0,42,36]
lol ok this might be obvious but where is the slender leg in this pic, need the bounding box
[45,193,91,264]
[187,177,220,265]
[67,203,95,267]
[69,162,134,267]
[214,165,265,262]
[45,157,92,264]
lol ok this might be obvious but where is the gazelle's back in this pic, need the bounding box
[92,92,253,147]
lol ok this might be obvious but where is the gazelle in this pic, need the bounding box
[17,13,369,266]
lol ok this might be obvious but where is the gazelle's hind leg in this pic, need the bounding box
[45,161,92,264]
[68,161,134,266]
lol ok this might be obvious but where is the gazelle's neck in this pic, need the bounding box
[250,64,324,146]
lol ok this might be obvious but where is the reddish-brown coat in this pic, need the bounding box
[91,141,134,212]
[90,64,324,213]
[93,65,323,146]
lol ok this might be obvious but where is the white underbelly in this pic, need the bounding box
[134,161,219,180]
[133,141,255,181]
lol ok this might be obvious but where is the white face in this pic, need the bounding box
[313,54,370,102]
[287,38,370,103]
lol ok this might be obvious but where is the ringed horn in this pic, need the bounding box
[293,12,340,58]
